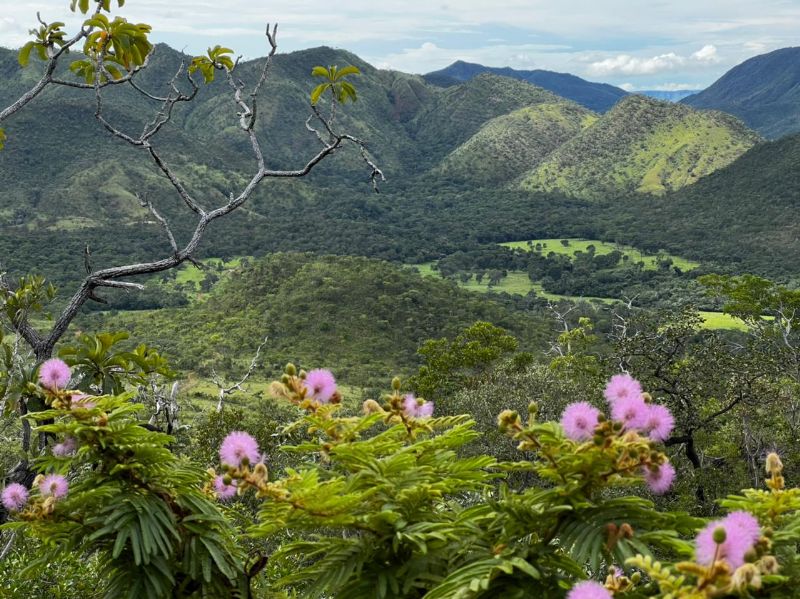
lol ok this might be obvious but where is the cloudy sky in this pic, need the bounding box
[1,0,798,90]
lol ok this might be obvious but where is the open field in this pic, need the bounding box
[500,238,700,271]
[413,263,615,304]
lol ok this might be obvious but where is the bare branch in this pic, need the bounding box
[213,336,269,412]
[139,193,179,255]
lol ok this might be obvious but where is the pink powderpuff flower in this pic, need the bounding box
[52,437,77,457]
[695,511,761,568]
[417,400,434,418]
[38,359,71,390]
[644,404,675,442]
[1,483,29,512]
[560,402,601,441]
[403,394,434,418]
[72,394,97,409]
[603,373,643,406]
[303,369,337,403]
[219,431,260,467]
[643,461,676,495]
[213,476,237,501]
[39,474,69,499]
[611,394,649,431]
[724,511,761,546]
[567,580,613,599]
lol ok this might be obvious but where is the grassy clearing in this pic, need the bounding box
[174,256,247,287]
[411,262,614,304]
[500,238,699,272]
[698,311,749,331]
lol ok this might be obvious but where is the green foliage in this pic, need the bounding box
[58,332,174,395]
[70,0,126,14]
[18,21,66,66]
[310,64,361,105]
[410,321,519,400]
[69,14,152,83]
[188,45,235,84]
[1,275,56,325]
[7,388,247,598]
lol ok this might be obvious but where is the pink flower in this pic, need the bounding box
[303,369,337,403]
[403,394,434,419]
[611,394,649,430]
[52,437,77,457]
[39,474,69,499]
[38,359,71,390]
[604,373,643,406]
[643,461,676,495]
[2,483,28,512]
[725,511,761,546]
[644,404,675,442]
[213,476,237,501]
[567,581,613,599]
[695,511,761,568]
[72,394,96,409]
[417,400,434,418]
[560,402,601,441]
[219,431,260,467]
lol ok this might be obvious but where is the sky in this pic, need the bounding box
[1,0,798,91]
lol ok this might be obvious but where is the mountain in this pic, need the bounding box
[408,73,574,165]
[618,132,800,277]
[638,90,702,102]
[424,60,628,113]
[682,47,800,139]
[0,44,431,228]
[435,102,597,185]
[519,95,762,199]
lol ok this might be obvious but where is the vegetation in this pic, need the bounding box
[4,1,800,597]
[520,95,762,198]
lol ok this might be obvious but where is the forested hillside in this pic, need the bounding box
[519,95,761,198]
[683,46,800,139]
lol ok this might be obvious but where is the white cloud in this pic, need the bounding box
[587,45,719,76]
[691,44,719,62]
[378,41,572,74]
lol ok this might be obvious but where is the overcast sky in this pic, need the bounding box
[1,0,798,90]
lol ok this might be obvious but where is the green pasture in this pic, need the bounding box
[500,238,699,271]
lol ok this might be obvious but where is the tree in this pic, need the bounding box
[0,0,383,365]
[0,0,383,497]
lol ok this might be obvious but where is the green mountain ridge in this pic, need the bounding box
[424,59,628,113]
[435,102,598,185]
[519,95,762,199]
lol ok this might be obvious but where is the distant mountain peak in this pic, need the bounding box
[682,46,800,139]
[424,61,628,113]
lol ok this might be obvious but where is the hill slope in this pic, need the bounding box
[86,253,550,384]
[408,73,571,165]
[425,60,628,113]
[682,47,800,139]
[436,102,597,185]
[519,95,762,199]
[616,132,800,277]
